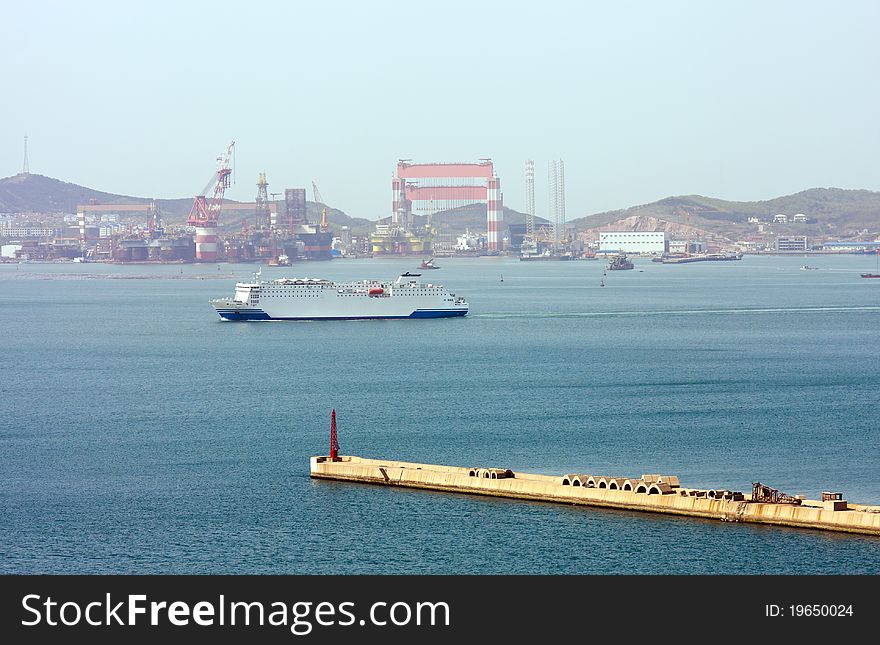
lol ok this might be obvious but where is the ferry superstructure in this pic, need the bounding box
[211,271,468,321]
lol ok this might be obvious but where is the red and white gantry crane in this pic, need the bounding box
[187,140,235,262]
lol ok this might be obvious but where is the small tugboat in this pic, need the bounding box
[420,257,440,269]
[607,254,634,270]
[269,253,290,267]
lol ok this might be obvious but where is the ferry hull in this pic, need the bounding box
[214,307,468,321]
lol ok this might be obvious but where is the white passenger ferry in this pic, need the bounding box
[211,271,468,321]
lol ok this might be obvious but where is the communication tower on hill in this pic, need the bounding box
[22,136,30,175]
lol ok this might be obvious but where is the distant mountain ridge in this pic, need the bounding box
[2,173,878,239]
[0,173,161,214]
[570,188,880,239]
[0,173,375,233]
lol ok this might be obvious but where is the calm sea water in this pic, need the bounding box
[1,254,878,574]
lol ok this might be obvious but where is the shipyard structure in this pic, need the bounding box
[13,141,333,266]
[184,142,331,263]
[68,184,332,264]
[372,160,503,256]
[222,184,333,263]
[60,141,333,264]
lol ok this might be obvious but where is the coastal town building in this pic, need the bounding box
[775,236,808,251]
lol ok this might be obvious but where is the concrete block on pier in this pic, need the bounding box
[642,474,680,487]
[473,467,514,479]
[621,479,640,492]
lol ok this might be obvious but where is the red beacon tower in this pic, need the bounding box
[329,409,340,461]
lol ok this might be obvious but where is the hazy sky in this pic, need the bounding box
[2,0,878,220]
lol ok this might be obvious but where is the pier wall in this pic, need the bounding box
[310,456,880,536]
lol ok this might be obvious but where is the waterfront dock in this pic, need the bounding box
[311,455,880,536]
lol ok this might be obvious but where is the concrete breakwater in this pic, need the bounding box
[310,456,880,536]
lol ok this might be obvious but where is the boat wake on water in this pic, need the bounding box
[474,306,880,319]
[10,273,237,280]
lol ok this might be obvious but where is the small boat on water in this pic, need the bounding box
[800,265,818,270]
[607,254,634,270]
[519,251,553,261]
[420,258,440,269]
[269,254,290,267]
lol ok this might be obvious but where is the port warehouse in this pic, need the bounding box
[598,231,668,255]
[311,456,880,536]
[820,241,880,252]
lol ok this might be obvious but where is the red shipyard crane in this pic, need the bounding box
[187,140,235,262]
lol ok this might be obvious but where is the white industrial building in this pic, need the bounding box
[2,244,23,258]
[775,236,808,251]
[599,231,668,254]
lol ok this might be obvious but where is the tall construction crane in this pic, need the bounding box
[312,181,330,232]
[147,199,162,238]
[187,141,235,262]
[255,172,271,230]
[311,181,324,206]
